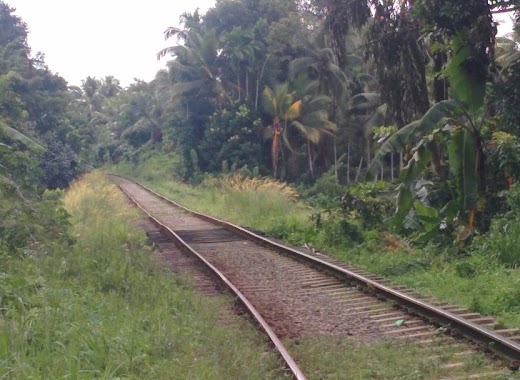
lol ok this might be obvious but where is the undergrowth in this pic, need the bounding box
[0,172,284,379]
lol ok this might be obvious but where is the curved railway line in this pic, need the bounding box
[111,174,520,379]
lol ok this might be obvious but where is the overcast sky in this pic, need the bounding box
[7,0,216,87]
[7,1,515,88]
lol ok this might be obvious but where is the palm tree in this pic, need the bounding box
[158,29,232,107]
[222,27,256,102]
[292,93,337,178]
[289,42,348,101]
[119,79,169,147]
[262,83,302,177]
[161,9,203,44]
[289,37,350,179]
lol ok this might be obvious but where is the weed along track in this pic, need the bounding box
[111,175,520,379]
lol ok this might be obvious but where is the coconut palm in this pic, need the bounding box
[294,97,337,177]
[159,29,231,107]
[289,41,348,102]
[262,83,302,177]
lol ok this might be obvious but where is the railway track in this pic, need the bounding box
[111,174,520,379]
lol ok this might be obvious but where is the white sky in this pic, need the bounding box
[7,0,216,87]
[6,1,515,88]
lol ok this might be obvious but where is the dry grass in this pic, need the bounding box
[219,173,299,201]
[64,172,134,226]
[382,232,411,252]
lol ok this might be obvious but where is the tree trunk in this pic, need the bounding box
[307,140,314,179]
[237,73,241,102]
[334,137,338,182]
[255,55,271,111]
[346,139,351,184]
[366,137,371,167]
[390,153,394,181]
[354,156,364,183]
[246,71,249,100]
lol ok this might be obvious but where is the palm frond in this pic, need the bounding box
[285,100,302,120]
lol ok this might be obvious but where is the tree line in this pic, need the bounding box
[1,0,520,248]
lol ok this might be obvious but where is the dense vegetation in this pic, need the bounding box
[1,172,284,378]
[2,0,520,376]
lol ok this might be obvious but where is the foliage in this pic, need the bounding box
[38,135,82,189]
[0,183,70,254]
[340,181,394,228]
[472,183,520,267]
[199,104,264,173]
[494,53,520,135]
[1,172,283,379]
[303,169,344,207]
[109,150,187,182]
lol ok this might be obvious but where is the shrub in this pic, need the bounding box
[303,171,344,208]
[471,184,520,267]
[340,181,394,228]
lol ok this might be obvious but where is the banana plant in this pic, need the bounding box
[368,99,487,235]
[0,123,44,153]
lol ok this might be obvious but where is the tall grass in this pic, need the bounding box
[147,176,311,236]
[0,172,284,379]
[220,173,299,201]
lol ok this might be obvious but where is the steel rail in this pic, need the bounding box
[111,174,520,362]
[113,176,306,380]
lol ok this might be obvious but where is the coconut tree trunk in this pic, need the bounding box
[255,55,271,111]
[366,137,371,167]
[334,137,338,182]
[354,156,364,183]
[347,139,351,184]
[307,140,314,179]
[246,71,249,100]
[237,73,241,102]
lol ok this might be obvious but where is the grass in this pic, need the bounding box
[105,163,520,376]
[285,337,511,379]
[0,172,285,379]
[108,164,520,331]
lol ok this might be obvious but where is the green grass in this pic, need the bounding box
[286,337,515,379]
[109,166,520,331]
[104,164,520,376]
[0,172,285,379]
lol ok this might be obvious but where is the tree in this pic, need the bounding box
[159,29,232,107]
[291,81,337,178]
[262,83,302,177]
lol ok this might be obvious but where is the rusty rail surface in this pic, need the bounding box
[110,174,520,365]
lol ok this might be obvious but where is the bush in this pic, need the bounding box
[303,171,344,208]
[340,181,394,228]
[113,150,186,181]
[39,136,82,189]
[471,184,520,267]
